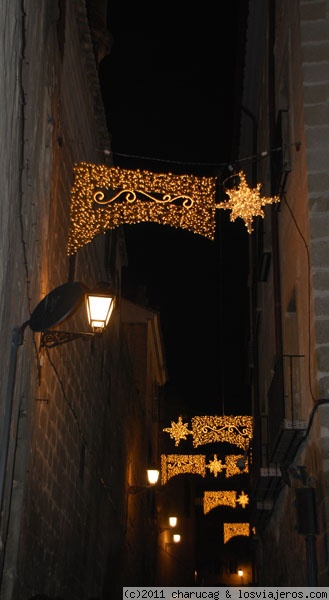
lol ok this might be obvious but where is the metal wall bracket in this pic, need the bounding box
[40,330,94,348]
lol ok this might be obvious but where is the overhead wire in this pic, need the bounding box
[108,142,301,174]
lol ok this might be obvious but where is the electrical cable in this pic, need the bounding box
[108,142,301,173]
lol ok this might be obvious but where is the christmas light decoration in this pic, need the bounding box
[206,454,226,477]
[225,454,249,478]
[203,491,249,513]
[161,454,206,485]
[236,491,249,508]
[218,171,280,233]
[192,416,253,450]
[163,416,192,446]
[223,522,250,544]
[67,162,217,254]
[203,491,237,513]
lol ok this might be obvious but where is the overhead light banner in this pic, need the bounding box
[191,415,253,450]
[67,162,217,254]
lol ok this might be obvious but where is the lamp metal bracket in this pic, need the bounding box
[40,330,94,349]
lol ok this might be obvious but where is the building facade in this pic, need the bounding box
[240,0,329,585]
[0,2,167,599]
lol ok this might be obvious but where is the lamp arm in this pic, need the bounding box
[40,329,95,348]
[128,485,154,494]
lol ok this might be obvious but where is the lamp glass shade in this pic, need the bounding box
[173,534,181,543]
[147,469,160,485]
[86,292,115,330]
[169,516,177,528]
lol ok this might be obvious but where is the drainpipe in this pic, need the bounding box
[268,0,284,362]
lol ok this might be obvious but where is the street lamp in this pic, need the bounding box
[158,516,178,533]
[0,281,116,575]
[165,533,182,550]
[86,287,116,332]
[128,468,160,494]
[31,282,116,347]
[147,469,160,486]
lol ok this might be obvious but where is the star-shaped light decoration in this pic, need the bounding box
[218,171,280,233]
[236,490,249,508]
[163,416,192,447]
[206,454,226,477]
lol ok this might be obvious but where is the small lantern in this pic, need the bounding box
[86,287,116,332]
[147,469,160,486]
[169,516,178,528]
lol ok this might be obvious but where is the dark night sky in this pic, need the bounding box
[100,1,250,415]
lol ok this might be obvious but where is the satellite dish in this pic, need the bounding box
[29,282,87,332]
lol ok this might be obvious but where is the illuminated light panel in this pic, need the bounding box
[163,416,192,447]
[192,416,253,450]
[223,522,250,544]
[203,491,236,514]
[161,454,206,485]
[206,454,226,477]
[225,455,249,478]
[218,171,280,234]
[67,162,217,254]
[237,491,249,508]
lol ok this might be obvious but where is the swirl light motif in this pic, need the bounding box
[223,522,250,544]
[67,162,217,254]
[203,491,249,513]
[203,491,237,513]
[192,415,253,450]
[161,454,206,485]
[225,454,249,477]
[94,189,194,208]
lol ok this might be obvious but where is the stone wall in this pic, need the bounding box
[0,2,135,599]
[241,0,329,585]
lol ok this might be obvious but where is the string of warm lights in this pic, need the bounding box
[66,143,298,253]
[206,454,226,477]
[203,490,249,513]
[162,415,253,450]
[236,491,249,508]
[67,162,217,254]
[161,454,206,485]
[225,454,249,478]
[203,491,237,513]
[206,454,250,478]
[219,171,280,234]
[223,522,250,544]
[192,415,253,450]
[162,416,192,446]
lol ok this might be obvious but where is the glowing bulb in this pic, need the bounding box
[169,516,177,528]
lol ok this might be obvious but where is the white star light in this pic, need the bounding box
[218,171,280,233]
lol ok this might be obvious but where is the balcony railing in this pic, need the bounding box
[267,354,307,464]
[251,355,307,525]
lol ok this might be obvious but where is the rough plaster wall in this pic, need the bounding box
[300,0,329,583]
